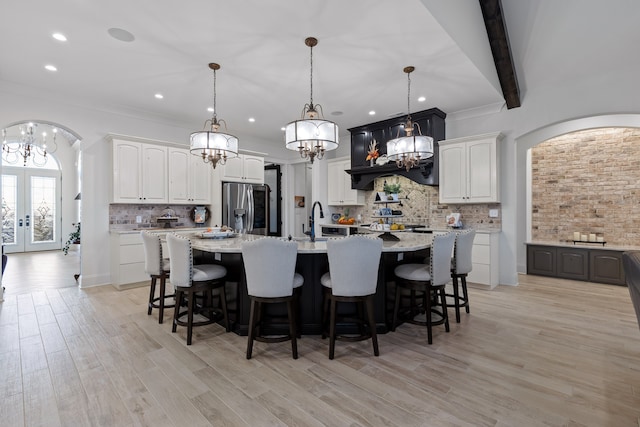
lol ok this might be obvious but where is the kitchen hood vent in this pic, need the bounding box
[347,160,435,190]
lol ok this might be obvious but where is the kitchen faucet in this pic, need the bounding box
[309,201,324,242]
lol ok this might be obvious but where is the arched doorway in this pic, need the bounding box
[1,121,81,295]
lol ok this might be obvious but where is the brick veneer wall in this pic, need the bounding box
[531,127,640,245]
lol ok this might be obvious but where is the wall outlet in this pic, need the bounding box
[136,215,142,223]
[489,209,499,218]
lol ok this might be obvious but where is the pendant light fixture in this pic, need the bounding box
[190,63,238,169]
[386,66,434,171]
[285,37,339,164]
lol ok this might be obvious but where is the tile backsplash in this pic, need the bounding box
[109,204,203,230]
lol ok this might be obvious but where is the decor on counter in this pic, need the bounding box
[366,140,379,166]
[285,37,338,164]
[386,66,434,171]
[383,181,401,200]
[2,122,58,166]
[190,62,239,169]
[190,206,210,226]
[375,154,389,165]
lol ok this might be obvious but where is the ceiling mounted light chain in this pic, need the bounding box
[285,36,339,164]
[190,63,238,169]
[386,66,434,171]
[2,122,58,166]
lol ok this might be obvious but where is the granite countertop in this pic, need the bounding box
[161,232,435,254]
[110,227,205,235]
[526,240,640,252]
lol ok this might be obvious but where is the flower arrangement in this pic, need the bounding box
[366,140,379,161]
[383,182,401,194]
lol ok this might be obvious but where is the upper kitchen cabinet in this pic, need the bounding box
[221,154,264,184]
[168,148,211,204]
[112,139,168,204]
[327,158,364,206]
[439,132,503,204]
[347,108,446,190]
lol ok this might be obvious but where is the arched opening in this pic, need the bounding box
[1,120,82,295]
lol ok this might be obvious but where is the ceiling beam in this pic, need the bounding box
[479,0,521,109]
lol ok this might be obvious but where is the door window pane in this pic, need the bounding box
[31,176,56,243]
[2,175,17,245]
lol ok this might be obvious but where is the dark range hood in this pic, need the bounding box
[347,108,446,191]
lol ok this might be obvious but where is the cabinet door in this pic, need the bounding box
[113,141,142,203]
[141,144,168,203]
[590,250,625,285]
[243,155,264,184]
[340,159,363,205]
[467,139,498,203]
[557,247,589,281]
[327,161,345,205]
[168,148,190,203]
[527,245,557,276]
[221,156,244,182]
[439,142,466,204]
[350,130,369,168]
[190,155,211,203]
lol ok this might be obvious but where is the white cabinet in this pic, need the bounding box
[112,140,168,204]
[221,154,264,184]
[327,158,364,206]
[439,132,502,204]
[168,148,211,204]
[110,232,148,289]
[467,231,500,289]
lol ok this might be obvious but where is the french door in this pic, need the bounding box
[2,167,61,253]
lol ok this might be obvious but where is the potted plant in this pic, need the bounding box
[63,222,80,255]
[383,182,401,200]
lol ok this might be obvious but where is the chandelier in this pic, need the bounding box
[285,37,339,164]
[2,122,58,166]
[386,66,434,171]
[190,63,239,169]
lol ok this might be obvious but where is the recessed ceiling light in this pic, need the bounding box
[369,110,376,115]
[417,96,426,102]
[207,107,214,112]
[281,127,285,131]
[248,118,255,123]
[52,33,67,42]
[107,28,135,43]
[44,64,57,72]
[154,93,163,99]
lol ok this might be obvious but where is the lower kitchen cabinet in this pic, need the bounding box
[526,244,626,285]
[467,231,500,289]
[110,232,147,289]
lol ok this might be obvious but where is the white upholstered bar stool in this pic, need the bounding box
[167,233,230,345]
[392,232,456,344]
[141,231,175,324]
[447,229,476,323]
[242,238,303,360]
[320,235,383,360]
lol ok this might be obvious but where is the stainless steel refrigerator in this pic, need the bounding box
[222,182,269,235]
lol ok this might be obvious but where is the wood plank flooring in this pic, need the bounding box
[1,271,639,426]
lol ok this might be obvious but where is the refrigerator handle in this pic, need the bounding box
[247,186,254,233]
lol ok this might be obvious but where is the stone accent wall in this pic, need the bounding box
[337,175,501,230]
[531,127,640,245]
[109,204,200,230]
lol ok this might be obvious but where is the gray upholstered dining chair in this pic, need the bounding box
[141,231,174,324]
[622,251,640,330]
[167,233,230,345]
[448,229,476,323]
[242,237,304,359]
[320,235,383,359]
[392,231,456,344]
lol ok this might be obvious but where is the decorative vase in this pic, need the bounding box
[370,159,375,167]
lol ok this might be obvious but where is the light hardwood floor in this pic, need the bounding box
[2,250,80,296]
[1,270,639,426]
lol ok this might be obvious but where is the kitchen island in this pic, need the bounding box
[185,232,435,335]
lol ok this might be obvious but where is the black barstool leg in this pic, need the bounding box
[172,289,182,333]
[158,276,166,324]
[186,290,195,345]
[148,276,157,315]
[440,287,450,332]
[329,298,337,360]
[246,298,257,359]
[452,275,461,323]
[219,283,230,332]
[462,276,470,313]
[365,297,379,356]
[287,299,298,359]
[426,287,433,344]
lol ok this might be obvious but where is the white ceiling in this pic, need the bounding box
[1,0,638,150]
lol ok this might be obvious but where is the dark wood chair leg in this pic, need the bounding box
[425,287,433,344]
[148,276,157,315]
[462,276,470,313]
[452,275,461,323]
[158,276,166,324]
[246,298,257,359]
[329,298,337,360]
[440,287,450,332]
[287,299,298,359]
[365,297,379,356]
[186,289,195,345]
[172,289,182,333]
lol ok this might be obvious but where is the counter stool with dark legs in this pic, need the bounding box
[167,233,230,345]
[242,238,303,360]
[320,235,383,360]
[392,232,456,344]
[141,231,174,324]
[448,229,476,323]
